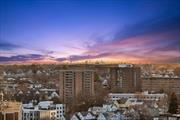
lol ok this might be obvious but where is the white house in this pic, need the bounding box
[97,113,106,120]
[55,104,66,120]
[71,112,96,120]
[103,104,118,112]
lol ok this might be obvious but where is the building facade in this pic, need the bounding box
[108,92,167,102]
[55,104,66,120]
[110,64,141,92]
[22,101,65,120]
[22,109,57,120]
[142,77,180,98]
[59,70,94,103]
[0,101,22,120]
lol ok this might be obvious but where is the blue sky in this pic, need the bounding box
[0,0,180,63]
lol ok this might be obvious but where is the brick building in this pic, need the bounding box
[142,77,180,100]
[110,64,141,92]
[59,69,94,103]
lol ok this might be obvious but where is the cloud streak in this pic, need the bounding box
[0,41,21,50]
[77,15,180,63]
[0,54,44,62]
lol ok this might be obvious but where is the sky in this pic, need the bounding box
[0,0,180,64]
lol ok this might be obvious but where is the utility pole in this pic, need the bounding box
[0,92,3,102]
[0,91,4,111]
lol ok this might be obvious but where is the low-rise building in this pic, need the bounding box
[108,92,167,102]
[71,112,96,120]
[71,111,126,120]
[55,104,66,120]
[0,101,22,120]
[142,77,180,99]
[22,101,66,120]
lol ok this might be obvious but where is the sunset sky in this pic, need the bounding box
[0,0,180,63]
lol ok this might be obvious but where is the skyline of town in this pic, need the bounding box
[0,63,180,120]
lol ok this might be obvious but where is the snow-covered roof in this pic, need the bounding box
[38,101,53,109]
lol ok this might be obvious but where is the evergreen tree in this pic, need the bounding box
[168,92,178,114]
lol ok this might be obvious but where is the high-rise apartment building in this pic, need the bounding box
[59,69,94,103]
[110,64,141,92]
